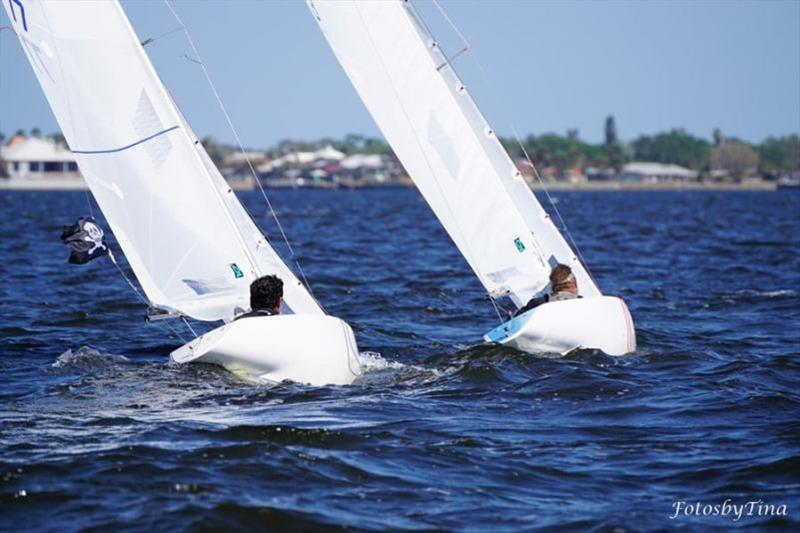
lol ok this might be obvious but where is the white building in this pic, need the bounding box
[621,162,698,182]
[1,137,79,179]
[222,150,267,167]
[340,153,384,170]
[313,145,345,161]
[268,151,317,169]
[268,145,347,170]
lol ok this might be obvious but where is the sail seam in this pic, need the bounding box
[71,125,180,155]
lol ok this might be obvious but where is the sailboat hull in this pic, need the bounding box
[484,296,636,356]
[170,315,361,385]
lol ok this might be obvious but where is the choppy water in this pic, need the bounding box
[1,188,798,531]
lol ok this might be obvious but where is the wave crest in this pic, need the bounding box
[52,346,129,369]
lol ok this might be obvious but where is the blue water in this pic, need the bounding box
[1,188,798,531]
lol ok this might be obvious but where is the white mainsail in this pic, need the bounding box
[4,0,322,321]
[309,0,601,307]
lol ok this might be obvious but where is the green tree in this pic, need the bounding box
[579,143,607,167]
[362,137,392,155]
[0,132,5,177]
[713,128,723,147]
[602,116,625,170]
[342,133,365,153]
[48,132,68,149]
[710,140,759,179]
[758,135,800,174]
[499,136,522,159]
[604,116,617,145]
[631,129,711,170]
[201,136,226,166]
[524,134,584,176]
[605,142,625,171]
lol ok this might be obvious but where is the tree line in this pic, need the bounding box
[499,117,799,179]
[4,119,798,180]
[264,119,799,180]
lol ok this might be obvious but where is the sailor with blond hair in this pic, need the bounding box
[514,264,580,316]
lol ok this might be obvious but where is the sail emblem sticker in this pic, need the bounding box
[514,238,526,253]
[229,263,244,279]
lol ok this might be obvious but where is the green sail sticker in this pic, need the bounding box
[230,263,244,279]
[514,238,526,253]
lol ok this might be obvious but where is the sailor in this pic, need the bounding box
[235,274,283,320]
[514,264,580,316]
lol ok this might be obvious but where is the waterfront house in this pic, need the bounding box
[314,145,346,162]
[620,162,698,182]
[1,136,79,180]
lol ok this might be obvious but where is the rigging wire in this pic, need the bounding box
[430,0,470,70]
[487,294,510,323]
[181,317,198,338]
[77,181,193,341]
[163,0,323,309]
[426,0,598,287]
[107,250,188,343]
[78,182,191,341]
[83,190,95,217]
[140,24,185,47]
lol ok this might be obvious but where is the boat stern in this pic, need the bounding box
[171,314,361,386]
[484,296,636,356]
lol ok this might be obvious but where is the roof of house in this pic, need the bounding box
[622,162,697,178]
[270,151,317,168]
[222,151,267,166]
[340,154,384,169]
[1,137,75,163]
[314,145,345,161]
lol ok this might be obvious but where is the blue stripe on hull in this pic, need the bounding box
[485,312,528,343]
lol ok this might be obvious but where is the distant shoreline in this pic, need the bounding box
[529,181,778,191]
[0,177,780,192]
[0,178,259,192]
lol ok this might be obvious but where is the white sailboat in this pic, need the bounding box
[308,0,635,355]
[4,0,361,385]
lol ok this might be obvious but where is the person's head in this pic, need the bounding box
[250,275,283,312]
[550,264,578,294]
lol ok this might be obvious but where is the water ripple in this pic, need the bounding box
[1,189,798,530]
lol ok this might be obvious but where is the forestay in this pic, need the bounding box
[4,0,321,321]
[309,0,600,306]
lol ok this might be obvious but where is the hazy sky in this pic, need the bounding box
[1,0,798,147]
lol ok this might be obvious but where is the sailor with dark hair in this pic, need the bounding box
[236,274,284,320]
[514,263,580,316]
